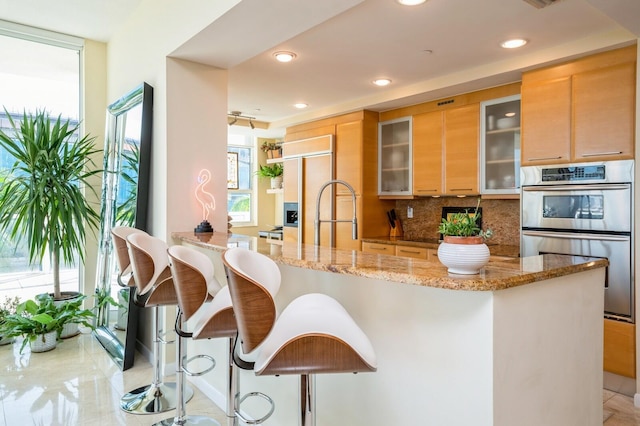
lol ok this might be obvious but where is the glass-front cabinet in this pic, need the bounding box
[480,95,521,195]
[378,116,412,196]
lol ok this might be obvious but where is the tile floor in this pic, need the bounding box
[1,331,640,425]
[0,332,227,426]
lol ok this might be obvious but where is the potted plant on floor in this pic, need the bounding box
[55,294,96,339]
[0,294,62,353]
[437,199,493,275]
[256,162,284,189]
[0,109,102,301]
[0,295,20,345]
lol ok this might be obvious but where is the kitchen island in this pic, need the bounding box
[172,231,607,426]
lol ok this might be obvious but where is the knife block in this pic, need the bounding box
[389,220,403,238]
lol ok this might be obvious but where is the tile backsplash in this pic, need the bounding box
[394,197,520,247]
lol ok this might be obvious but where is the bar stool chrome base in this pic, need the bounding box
[120,382,194,414]
[153,415,220,426]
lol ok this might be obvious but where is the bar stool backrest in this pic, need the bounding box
[168,245,222,320]
[112,226,147,286]
[222,248,281,354]
[127,233,171,296]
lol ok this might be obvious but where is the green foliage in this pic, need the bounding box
[0,293,96,353]
[115,142,140,227]
[0,295,20,324]
[255,163,283,178]
[0,108,102,299]
[0,294,60,353]
[260,141,281,152]
[438,199,493,240]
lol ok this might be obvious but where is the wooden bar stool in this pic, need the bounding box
[120,233,193,414]
[111,226,147,287]
[166,245,274,426]
[222,247,377,426]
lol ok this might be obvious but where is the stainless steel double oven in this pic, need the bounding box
[521,160,634,322]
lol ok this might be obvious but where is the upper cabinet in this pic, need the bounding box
[412,104,479,197]
[480,95,521,195]
[521,45,636,166]
[378,117,412,197]
[444,104,479,196]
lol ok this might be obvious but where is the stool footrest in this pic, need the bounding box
[183,354,216,377]
[235,391,275,425]
[158,328,176,345]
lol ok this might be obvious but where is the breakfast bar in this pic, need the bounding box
[172,231,607,426]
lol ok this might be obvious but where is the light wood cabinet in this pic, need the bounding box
[395,245,428,260]
[572,63,635,161]
[444,104,479,195]
[427,248,440,263]
[412,105,479,196]
[604,318,635,378]
[521,46,635,166]
[413,111,442,196]
[362,241,394,255]
[285,111,393,249]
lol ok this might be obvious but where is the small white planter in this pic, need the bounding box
[0,335,14,346]
[437,236,490,275]
[270,176,283,189]
[60,322,80,339]
[30,330,58,353]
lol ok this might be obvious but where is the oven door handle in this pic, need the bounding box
[522,183,630,192]
[522,230,630,242]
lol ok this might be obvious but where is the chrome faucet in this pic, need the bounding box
[314,179,358,246]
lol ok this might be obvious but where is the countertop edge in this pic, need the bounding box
[172,232,607,292]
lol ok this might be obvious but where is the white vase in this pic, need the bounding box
[60,322,80,339]
[270,176,283,189]
[437,236,490,275]
[30,330,58,353]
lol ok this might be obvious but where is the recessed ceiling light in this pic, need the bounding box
[373,78,392,87]
[273,51,296,62]
[501,38,528,49]
[505,112,516,117]
[397,0,427,5]
[294,103,308,109]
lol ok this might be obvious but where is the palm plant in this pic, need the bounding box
[115,140,140,227]
[0,109,101,300]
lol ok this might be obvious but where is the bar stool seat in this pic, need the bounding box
[111,226,147,287]
[168,245,274,426]
[222,247,376,426]
[254,292,376,375]
[120,233,193,415]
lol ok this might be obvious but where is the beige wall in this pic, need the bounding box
[81,39,107,298]
[103,0,238,357]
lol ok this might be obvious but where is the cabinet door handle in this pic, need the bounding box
[398,249,420,254]
[581,151,623,157]
[371,247,387,251]
[450,188,473,192]
[415,189,438,192]
[526,156,562,161]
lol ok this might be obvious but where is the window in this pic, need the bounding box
[227,134,256,226]
[0,22,82,293]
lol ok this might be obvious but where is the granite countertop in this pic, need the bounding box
[361,236,521,258]
[172,232,607,292]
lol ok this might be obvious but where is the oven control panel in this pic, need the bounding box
[541,165,605,182]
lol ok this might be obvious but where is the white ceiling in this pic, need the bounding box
[1,0,638,137]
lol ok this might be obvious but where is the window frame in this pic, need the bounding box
[227,134,257,227]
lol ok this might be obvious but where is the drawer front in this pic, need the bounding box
[396,245,428,260]
[427,249,441,264]
[362,242,395,255]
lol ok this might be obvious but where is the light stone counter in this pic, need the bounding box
[172,231,606,426]
[172,231,607,292]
